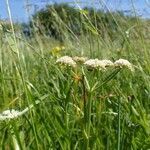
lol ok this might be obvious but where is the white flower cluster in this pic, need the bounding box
[56,56,134,71]
[84,59,113,70]
[114,59,134,71]
[56,56,76,67]
[0,100,41,121]
[100,60,114,67]
[84,59,104,69]
[84,58,133,71]
[0,109,27,120]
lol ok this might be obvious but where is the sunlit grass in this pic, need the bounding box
[0,1,150,149]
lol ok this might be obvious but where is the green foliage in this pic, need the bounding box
[31,3,133,41]
[31,3,82,40]
[0,2,150,149]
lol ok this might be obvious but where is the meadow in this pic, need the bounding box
[0,2,150,150]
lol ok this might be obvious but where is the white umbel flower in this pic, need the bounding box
[84,59,113,70]
[56,56,76,67]
[84,59,102,69]
[0,100,41,121]
[0,109,26,120]
[114,59,134,71]
[100,60,114,67]
[72,56,88,63]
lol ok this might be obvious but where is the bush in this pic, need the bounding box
[31,3,131,41]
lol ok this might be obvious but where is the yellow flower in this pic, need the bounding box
[51,46,65,57]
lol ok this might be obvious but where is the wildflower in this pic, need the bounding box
[84,59,106,69]
[100,60,114,67]
[51,46,65,57]
[84,59,113,70]
[0,109,26,120]
[56,56,76,67]
[114,59,134,71]
[0,99,44,121]
[73,56,88,63]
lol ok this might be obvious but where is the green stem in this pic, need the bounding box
[82,76,92,149]
[117,98,121,150]
[86,92,92,149]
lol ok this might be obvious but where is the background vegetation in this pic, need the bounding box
[0,2,150,149]
[30,4,143,40]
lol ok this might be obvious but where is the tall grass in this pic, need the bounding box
[0,1,150,149]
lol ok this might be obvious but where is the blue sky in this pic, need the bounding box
[0,0,149,22]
